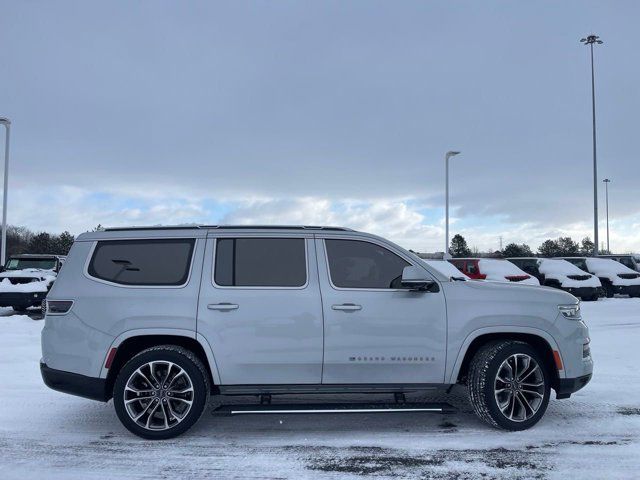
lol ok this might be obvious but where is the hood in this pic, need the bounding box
[456,277,577,305]
[0,268,57,280]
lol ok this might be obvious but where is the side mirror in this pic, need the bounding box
[401,265,437,291]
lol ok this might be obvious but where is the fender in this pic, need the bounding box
[447,325,565,384]
[99,328,222,385]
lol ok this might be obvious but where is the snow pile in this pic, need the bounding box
[538,259,601,288]
[585,258,640,286]
[423,260,469,280]
[478,259,540,285]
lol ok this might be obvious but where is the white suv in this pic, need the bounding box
[41,226,593,439]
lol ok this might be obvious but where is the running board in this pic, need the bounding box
[211,402,457,416]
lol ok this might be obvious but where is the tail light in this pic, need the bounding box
[477,274,487,280]
[45,300,74,315]
[505,275,530,282]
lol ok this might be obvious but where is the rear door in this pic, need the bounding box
[317,236,447,384]
[197,233,323,385]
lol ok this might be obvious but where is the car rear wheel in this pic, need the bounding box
[468,340,550,431]
[113,345,209,439]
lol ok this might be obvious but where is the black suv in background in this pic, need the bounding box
[598,254,640,272]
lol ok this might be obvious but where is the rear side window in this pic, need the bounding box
[214,238,307,287]
[325,239,410,289]
[88,239,195,286]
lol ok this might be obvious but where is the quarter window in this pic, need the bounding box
[214,238,307,287]
[325,239,410,289]
[88,239,195,286]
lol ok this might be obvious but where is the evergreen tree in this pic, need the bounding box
[538,239,561,257]
[502,243,533,257]
[557,237,579,256]
[28,232,53,254]
[53,231,75,255]
[450,234,472,258]
[580,237,595,255]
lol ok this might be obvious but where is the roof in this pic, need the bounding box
[103,225,354,232]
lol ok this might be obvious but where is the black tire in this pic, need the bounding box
[468,340,551,431]
[113,345,210,440]
[602,281,614,298]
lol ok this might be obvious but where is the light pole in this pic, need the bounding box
[603,178,611,253]
[445,150,460,258]
[0,117,10,267]
[580,34,603,256]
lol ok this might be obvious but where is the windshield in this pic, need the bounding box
[5,258,57,271]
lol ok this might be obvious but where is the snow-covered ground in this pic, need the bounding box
[1,300,639,479]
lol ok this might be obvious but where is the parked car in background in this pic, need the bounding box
[598,254,640,273]
[0,254,65,311]
[422,259,469,280]
[561,257,640,298]
[449,258,540,285]
[508,258,601,301]
[41,225,591,439]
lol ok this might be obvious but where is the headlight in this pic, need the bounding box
[558,303,581,320]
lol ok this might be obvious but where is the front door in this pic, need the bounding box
[197,234,323,385]
[317,237,447,384]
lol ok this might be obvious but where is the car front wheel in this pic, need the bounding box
[113,345,210,439]
[468,340,551,431]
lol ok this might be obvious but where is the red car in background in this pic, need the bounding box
[448,258,540,285]
[449,258,486,279]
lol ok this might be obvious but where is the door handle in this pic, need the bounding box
[331,303,362,311]
[207,303,239,311]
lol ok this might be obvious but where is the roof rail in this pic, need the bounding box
[103,225,354,232]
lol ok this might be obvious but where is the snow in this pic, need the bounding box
[478,258,540,285]
[1,300,640,479]
[585,258,640,286]
[538,259,602,288]
[0,268,56,293]
[422,260,469,279]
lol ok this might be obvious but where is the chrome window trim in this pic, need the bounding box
[83,238,198,289]
[210,237,310,290]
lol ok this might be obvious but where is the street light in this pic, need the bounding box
[603,178,611,253]
[0,117,10,267]
[580,34,603,256]
[445,150,460,258]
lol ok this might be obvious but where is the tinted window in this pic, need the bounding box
[88,239,195,286]
[325,239,410,289]
[214,238,306,287]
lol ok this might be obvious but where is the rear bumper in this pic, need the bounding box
[555,374,592,399]
[0,291,46,308]
[40,362,109,402]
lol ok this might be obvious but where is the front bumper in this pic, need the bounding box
[561,286,601,299]
[40,362,109,402]
[0,291,47,308]
[615,284,640,297]
[555,374,592,399]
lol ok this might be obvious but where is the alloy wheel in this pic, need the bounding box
[123,361,194,431]
[494,353,545,422]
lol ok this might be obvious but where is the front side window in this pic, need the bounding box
[325,239,410,289]
[88,239,195,286]
[214,238,307,287]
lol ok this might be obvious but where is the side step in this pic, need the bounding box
[212,402,457,416]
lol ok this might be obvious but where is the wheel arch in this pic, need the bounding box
[450,328,563,390]
[102,329,221,399]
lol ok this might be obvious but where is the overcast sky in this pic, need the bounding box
[1,1,639,253]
